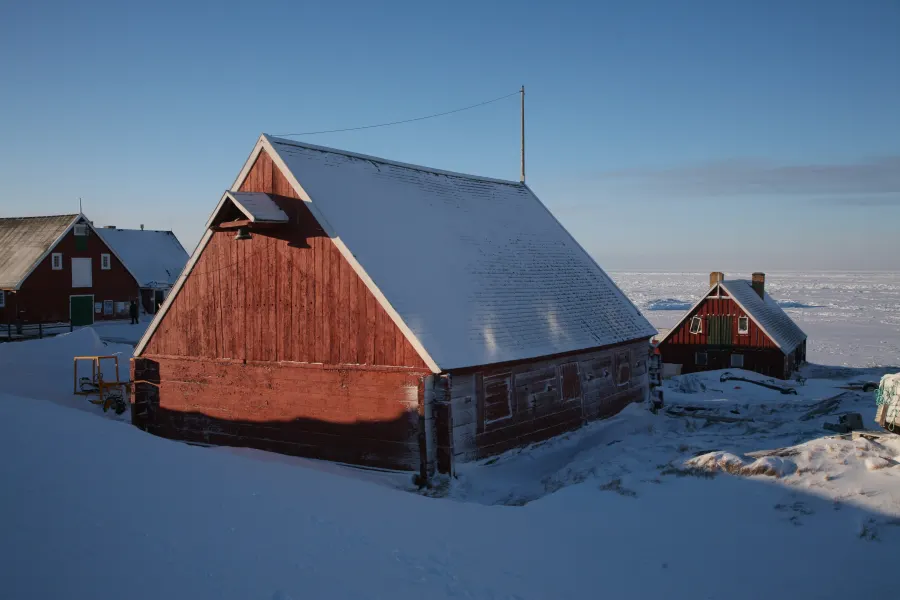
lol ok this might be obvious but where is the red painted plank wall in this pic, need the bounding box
[132,356,429,470]
[142,150,427,369]
[660,294,777,349]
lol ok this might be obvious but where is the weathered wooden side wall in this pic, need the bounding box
[132,357,429,470]
[1,222,139,324]
[447,338,649,462]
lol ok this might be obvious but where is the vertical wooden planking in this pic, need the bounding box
[342,261,356,364]
[316,235,328,363]
[329,243,341,364]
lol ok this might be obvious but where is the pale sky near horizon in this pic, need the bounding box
[1,0,898,271]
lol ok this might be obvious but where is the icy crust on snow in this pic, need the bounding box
[266,136,656,369]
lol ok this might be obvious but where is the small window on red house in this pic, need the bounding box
[0,290,5,308]
[689,316,702,334]
[52,253,63,270]
[101,254,111,270]
[738,316,749,334]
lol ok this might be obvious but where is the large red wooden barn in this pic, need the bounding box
[0,214,141,327]
[132,135,657,477]
[656,272,807,379]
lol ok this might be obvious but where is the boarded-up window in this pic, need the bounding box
[483,373,512,425]
[708,316,732,345]
[514,366,557,415]
[695,352,708,366]
[615,352,631,386]
[731,353,744,368]
[71,258,92,288]
[559,362,581,402]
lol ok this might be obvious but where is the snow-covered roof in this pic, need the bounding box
[225,191,289,223]
[720,279,807,353]
[0,214,79,289]
[95,228,188,289]
[259,135,656,370]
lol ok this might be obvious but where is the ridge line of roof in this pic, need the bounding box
[0,213,80,221]
[265,134,524,187]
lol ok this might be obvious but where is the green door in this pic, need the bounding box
[70,296,94,326]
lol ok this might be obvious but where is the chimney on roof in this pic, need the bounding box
[709,271,725,287]
[104,225,116,229]
[140,224,144,230]
[752,272,765,299]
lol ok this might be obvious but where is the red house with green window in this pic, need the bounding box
[0,214,141,328]
[656,272,807,380]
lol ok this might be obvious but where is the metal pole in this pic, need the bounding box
[520,85,525,183]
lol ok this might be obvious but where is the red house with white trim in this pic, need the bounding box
[0,214,141,327]
[656,272,807,379]
[131,134,657,478]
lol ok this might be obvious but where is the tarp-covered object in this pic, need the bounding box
[875,373,900,431]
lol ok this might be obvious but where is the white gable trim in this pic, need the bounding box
[261,135,440,373]
[655,282,784,350]
[136,136,442,374]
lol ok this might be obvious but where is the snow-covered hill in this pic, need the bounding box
[1,318,899,599]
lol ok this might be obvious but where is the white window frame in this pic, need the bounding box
[731,354,744,368]
[52,252,63,270]
[737,316,749,334]
[101,253,111,270]
[0,290,5,308]
[689,316,703,334]
[695,352,708,366]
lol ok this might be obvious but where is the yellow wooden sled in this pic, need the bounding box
[73,355,130,415]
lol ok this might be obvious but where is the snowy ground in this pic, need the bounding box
[611,271,900,368]
[1,274,899,599]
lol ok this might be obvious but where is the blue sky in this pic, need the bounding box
[2,0,898,271]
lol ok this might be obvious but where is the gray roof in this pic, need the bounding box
[720,279,807,353]
[95,228,189,288]
[0,215,78,289]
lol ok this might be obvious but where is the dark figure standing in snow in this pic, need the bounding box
[129,299,139,325]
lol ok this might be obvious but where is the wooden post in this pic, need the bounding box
[39,323,43,339]
[520,85,525,183]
